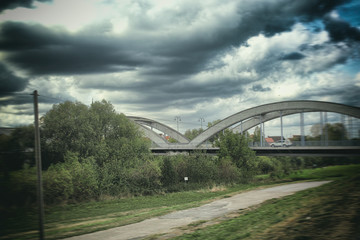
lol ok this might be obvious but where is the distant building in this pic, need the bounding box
[265,137,274,144]
[268,136,282,142]
[159,133,171,141]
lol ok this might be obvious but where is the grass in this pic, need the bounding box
[1,164,360,239]
[169,165,360,240]
[286,164,360,180]
[1,182,270,239]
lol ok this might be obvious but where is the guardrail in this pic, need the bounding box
[249,140,360,147]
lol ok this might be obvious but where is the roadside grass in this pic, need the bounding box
[286,164,360,180]
[1,183,270,240]
[170,165,360,240]
[1,164,359,240]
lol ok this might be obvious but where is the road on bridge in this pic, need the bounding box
[66,181,330,240]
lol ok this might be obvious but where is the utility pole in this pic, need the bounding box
[174,116,181,132]
[280,110,284,142]
[260,114,263,147]
[198,117,205,129]
[32,90,45,240]
[300,112,305,146]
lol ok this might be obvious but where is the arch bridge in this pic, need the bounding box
[127,100,360,156]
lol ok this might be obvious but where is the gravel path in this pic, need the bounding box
[66,181,330,240]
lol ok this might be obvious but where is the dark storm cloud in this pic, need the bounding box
[250,84,271,92]
[0,0,52,13]
[323,15,360,42]
[280,52,306,61]
[143,0,351,76]
[0,22,147,75]
[338,86,360,106]
[0,0,351,78]
[0,94,32,107]
[298,85,360,107]
[0,63,28,95]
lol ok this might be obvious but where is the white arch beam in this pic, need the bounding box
[128,116,190,144]
[232,110,314,133]
[190,101,360,147]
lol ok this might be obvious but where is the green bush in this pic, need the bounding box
[63,152,99,201]
[186,154,217,184]
[43,164,73,204]
[126,158,162,195]
[161,157,178,187]
[1,167,37,207]
[217,157,241,183]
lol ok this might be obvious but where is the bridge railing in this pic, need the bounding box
[249,140,360,147]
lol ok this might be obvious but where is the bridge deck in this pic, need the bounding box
[150,146,360,156]
[251,146,360,156]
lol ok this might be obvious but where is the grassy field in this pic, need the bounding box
[163,165,360,240]
[1,164,360,240]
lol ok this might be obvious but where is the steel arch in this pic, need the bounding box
[128,116,190,147]
[189,101,360,147]
[128,101,360,148]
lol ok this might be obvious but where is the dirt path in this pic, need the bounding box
[65,181,330,240]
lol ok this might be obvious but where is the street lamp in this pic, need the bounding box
[199,117,205,129]
[174,116,181,132]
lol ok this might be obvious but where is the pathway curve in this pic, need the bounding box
[66,181,330,240]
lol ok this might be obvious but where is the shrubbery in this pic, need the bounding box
[2,100,357,207]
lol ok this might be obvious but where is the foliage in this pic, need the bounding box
[252,126,261,143]
[173,168,360,240]
[63,152,99,201]
[5,99,357,210]
[184,128,204,140]
[309,122,347,140]
[217,157,241,183]
[215,130,257,182]
[3,165,359,240]
[43,163,74,204]
[0,125,34,174]
[41,100,149,165]
[161,157,178,187]
[206,119,222,143]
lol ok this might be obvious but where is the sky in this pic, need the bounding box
[0,0,360,137]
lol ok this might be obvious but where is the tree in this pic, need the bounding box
[206,119,222,143]
[42,101,91,161]
[0,125,34,172]
[310,124,322,138]
[41,100,150,166]
[215,130,257,182]
[326,123,347,140]
[184,128,204,140]
[309,122,347,141]
[252,126,261,143]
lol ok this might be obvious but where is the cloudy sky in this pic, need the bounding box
[0,0,360,136]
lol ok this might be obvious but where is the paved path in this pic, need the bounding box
[66,181,330,240]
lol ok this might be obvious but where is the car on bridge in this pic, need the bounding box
[270,139,292,147]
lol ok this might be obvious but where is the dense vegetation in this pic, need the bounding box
[0,100,358,207]
[1,100,359,239]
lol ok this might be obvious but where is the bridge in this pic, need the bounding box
[127,100,360,156]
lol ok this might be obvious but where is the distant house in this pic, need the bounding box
[159,133,171,141]
[265,137,274,144]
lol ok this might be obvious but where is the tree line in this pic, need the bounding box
[0,100,357,207]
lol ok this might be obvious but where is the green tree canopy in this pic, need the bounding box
[309,122,347,141]
[184,128,204,140]
[215,130,257,181]
[42,100,150,165]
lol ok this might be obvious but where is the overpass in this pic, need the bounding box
[128,100,360,156]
